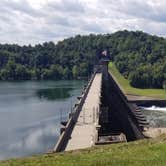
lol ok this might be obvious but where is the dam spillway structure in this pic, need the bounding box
[54,54,148,152]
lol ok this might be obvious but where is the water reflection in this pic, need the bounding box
[36,87,73,100]
[0,80,85,160]
[0,117,60,159]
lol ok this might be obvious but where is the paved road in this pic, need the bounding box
[65,73,102,151]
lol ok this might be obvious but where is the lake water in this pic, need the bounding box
[0,80,85,160]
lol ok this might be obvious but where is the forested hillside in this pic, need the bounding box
[0,30,166,89]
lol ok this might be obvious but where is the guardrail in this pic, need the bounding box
[94,74,103,144]
[53,72,97,152]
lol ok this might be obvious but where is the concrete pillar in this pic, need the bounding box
[100,59,109,80]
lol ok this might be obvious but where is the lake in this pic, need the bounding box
[0,80,85,160]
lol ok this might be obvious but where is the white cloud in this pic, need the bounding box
[0,0,166,45]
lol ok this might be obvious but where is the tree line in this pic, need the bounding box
[0,30,166,89]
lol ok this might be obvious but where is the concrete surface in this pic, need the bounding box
[65,73,102,151]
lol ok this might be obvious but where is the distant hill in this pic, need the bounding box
[0,30,165,89]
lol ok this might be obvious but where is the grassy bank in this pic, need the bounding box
[1,135,166,166]
[109,62,166,99]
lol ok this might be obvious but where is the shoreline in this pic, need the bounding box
[143,127,166,138]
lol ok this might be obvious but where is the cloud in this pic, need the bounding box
[0,0,166,45]
[47,0,85,14]
[101,0,166,22]
[0,0,44,18]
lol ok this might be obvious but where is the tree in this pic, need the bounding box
[63,67,71,79]
[15,64,30,80]
[72,65,79,79]
[0,68,10,80]
[163,80,166,91]
[0,30,165,88]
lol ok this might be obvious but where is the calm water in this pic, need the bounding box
[0,80,85,160]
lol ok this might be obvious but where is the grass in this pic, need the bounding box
[109,62,166,99]
[1,135,166,166]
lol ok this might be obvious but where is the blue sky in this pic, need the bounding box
[0,0,166,45]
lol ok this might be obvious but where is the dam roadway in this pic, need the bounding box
[65,73,102,151]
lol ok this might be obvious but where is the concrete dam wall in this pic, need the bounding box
[99,72,145,141]
[54,61,148,152]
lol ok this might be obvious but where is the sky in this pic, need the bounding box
[0,0,166,45]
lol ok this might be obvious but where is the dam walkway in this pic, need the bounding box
[65,73,102,151]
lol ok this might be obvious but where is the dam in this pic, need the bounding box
[54,58,150,152]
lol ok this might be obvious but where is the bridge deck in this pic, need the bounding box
[65,73,102,151]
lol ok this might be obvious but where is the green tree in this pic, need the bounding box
[163,80,166,91]
[72,65,79,79]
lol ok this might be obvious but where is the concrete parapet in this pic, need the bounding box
[53,73,97,152]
